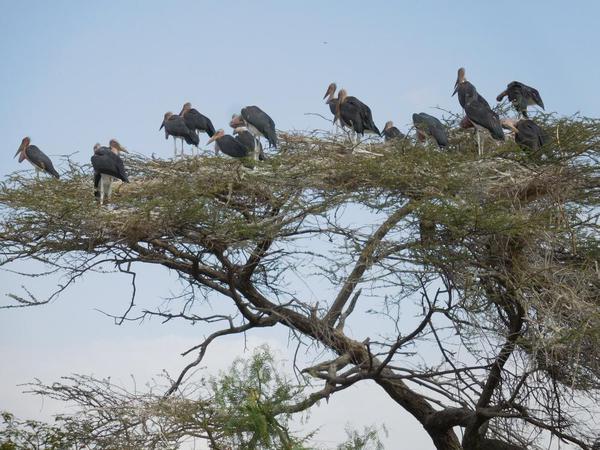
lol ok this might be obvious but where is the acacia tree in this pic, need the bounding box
[1,115,599,449]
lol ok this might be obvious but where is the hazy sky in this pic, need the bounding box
[1,1,599,448]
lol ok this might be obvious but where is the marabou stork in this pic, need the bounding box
[497,81,544,118]
[323,82,351,129]
[14,137,60,179]
[91,143,129,205]
[335,89,380,141]
[230,106,277,148]
[207,129,250,159]
[233,126,265,161]
[179,102,216,153]
[452,67,504,155]
[501,118,548,153]
[160,112,199,157]
[381,121,405,142]
[412,113,449,148]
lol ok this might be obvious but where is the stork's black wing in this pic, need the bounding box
[464,99,505,141]
[413,113,448,148]
[218,135,249,158]
[91,148,129,183]
[26,145,60,178]
[184,108,216,137]
[382,126,404,141]
[346,96,379,134]
[241,106,277,148]
[234,130,256,152]
[516,119,547,152]
[339,102,364,135]
[165,115,199,146]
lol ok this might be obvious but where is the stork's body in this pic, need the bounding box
[160,112,199,157]
[91,142,129,205]
[497,81,544,118]
[412,113,448,148]
[233,126,265,161]
[207,129,250,159]
[453,68,504,155]
[381,121,404,142]
[501,118,547,153]
[14,137,60,179]
[335,89,380,140]
[230,106,277,149]
[180,102,216,153]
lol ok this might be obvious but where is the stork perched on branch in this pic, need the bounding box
[323,82,351,129]
[91,141,129,205]
[230,106,277,149]
[412,113,448,148]
[381,121,404,142]
[335,88,380,141]
[160,112,199,158]
[14,137,60,179]
[452,67,504,155]
[179,102,216,152]
[501,118,548,153]
[497,81,545,118]
[207,129,251,159]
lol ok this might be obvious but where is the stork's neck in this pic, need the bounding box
[326,90,336,103]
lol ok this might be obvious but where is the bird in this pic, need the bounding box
[335,89,380,141]
[233,126,265,161]
[159,112,199,157]
[323,82,351,128]
[452,67,504,155]
[14,137,60,179]
[179,102,216,153]
[207,129,251,159]
[91,142,129,205]
[497,81,544,118]
[381,121,405,142]
[230,106,277,148]
[412,113,448,148]
[501,118,548,153]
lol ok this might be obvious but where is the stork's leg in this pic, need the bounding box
[99,176,105,206]
[476,129,482,156]
[173,137,177,158]
[181,138,185,157]
[106,178,113,203]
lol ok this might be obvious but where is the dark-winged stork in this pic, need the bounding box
[230,106,277,148]
[381,121,405,142]
[497,81,544,118]
[501,118,548,153]
[412,113,449,148]
[179,102,216,153]
[207,129,251,159]
[233,126,265,161]
[452,67,504,155]
[160,112,199,157]
[335,89,380,141]
[14,137,60,179]
[91,143,129,205]
[323,82,351,129]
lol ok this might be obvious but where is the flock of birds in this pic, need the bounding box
[13,67,547,205]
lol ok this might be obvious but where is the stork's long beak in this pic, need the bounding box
[159,122,165,130]
[452,82,459,97]
[323,87,332,100]
[120,147,129,153]
[207,135,217,145]
[14,148,21,158]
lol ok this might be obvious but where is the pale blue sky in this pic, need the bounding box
[1,1,599,448]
